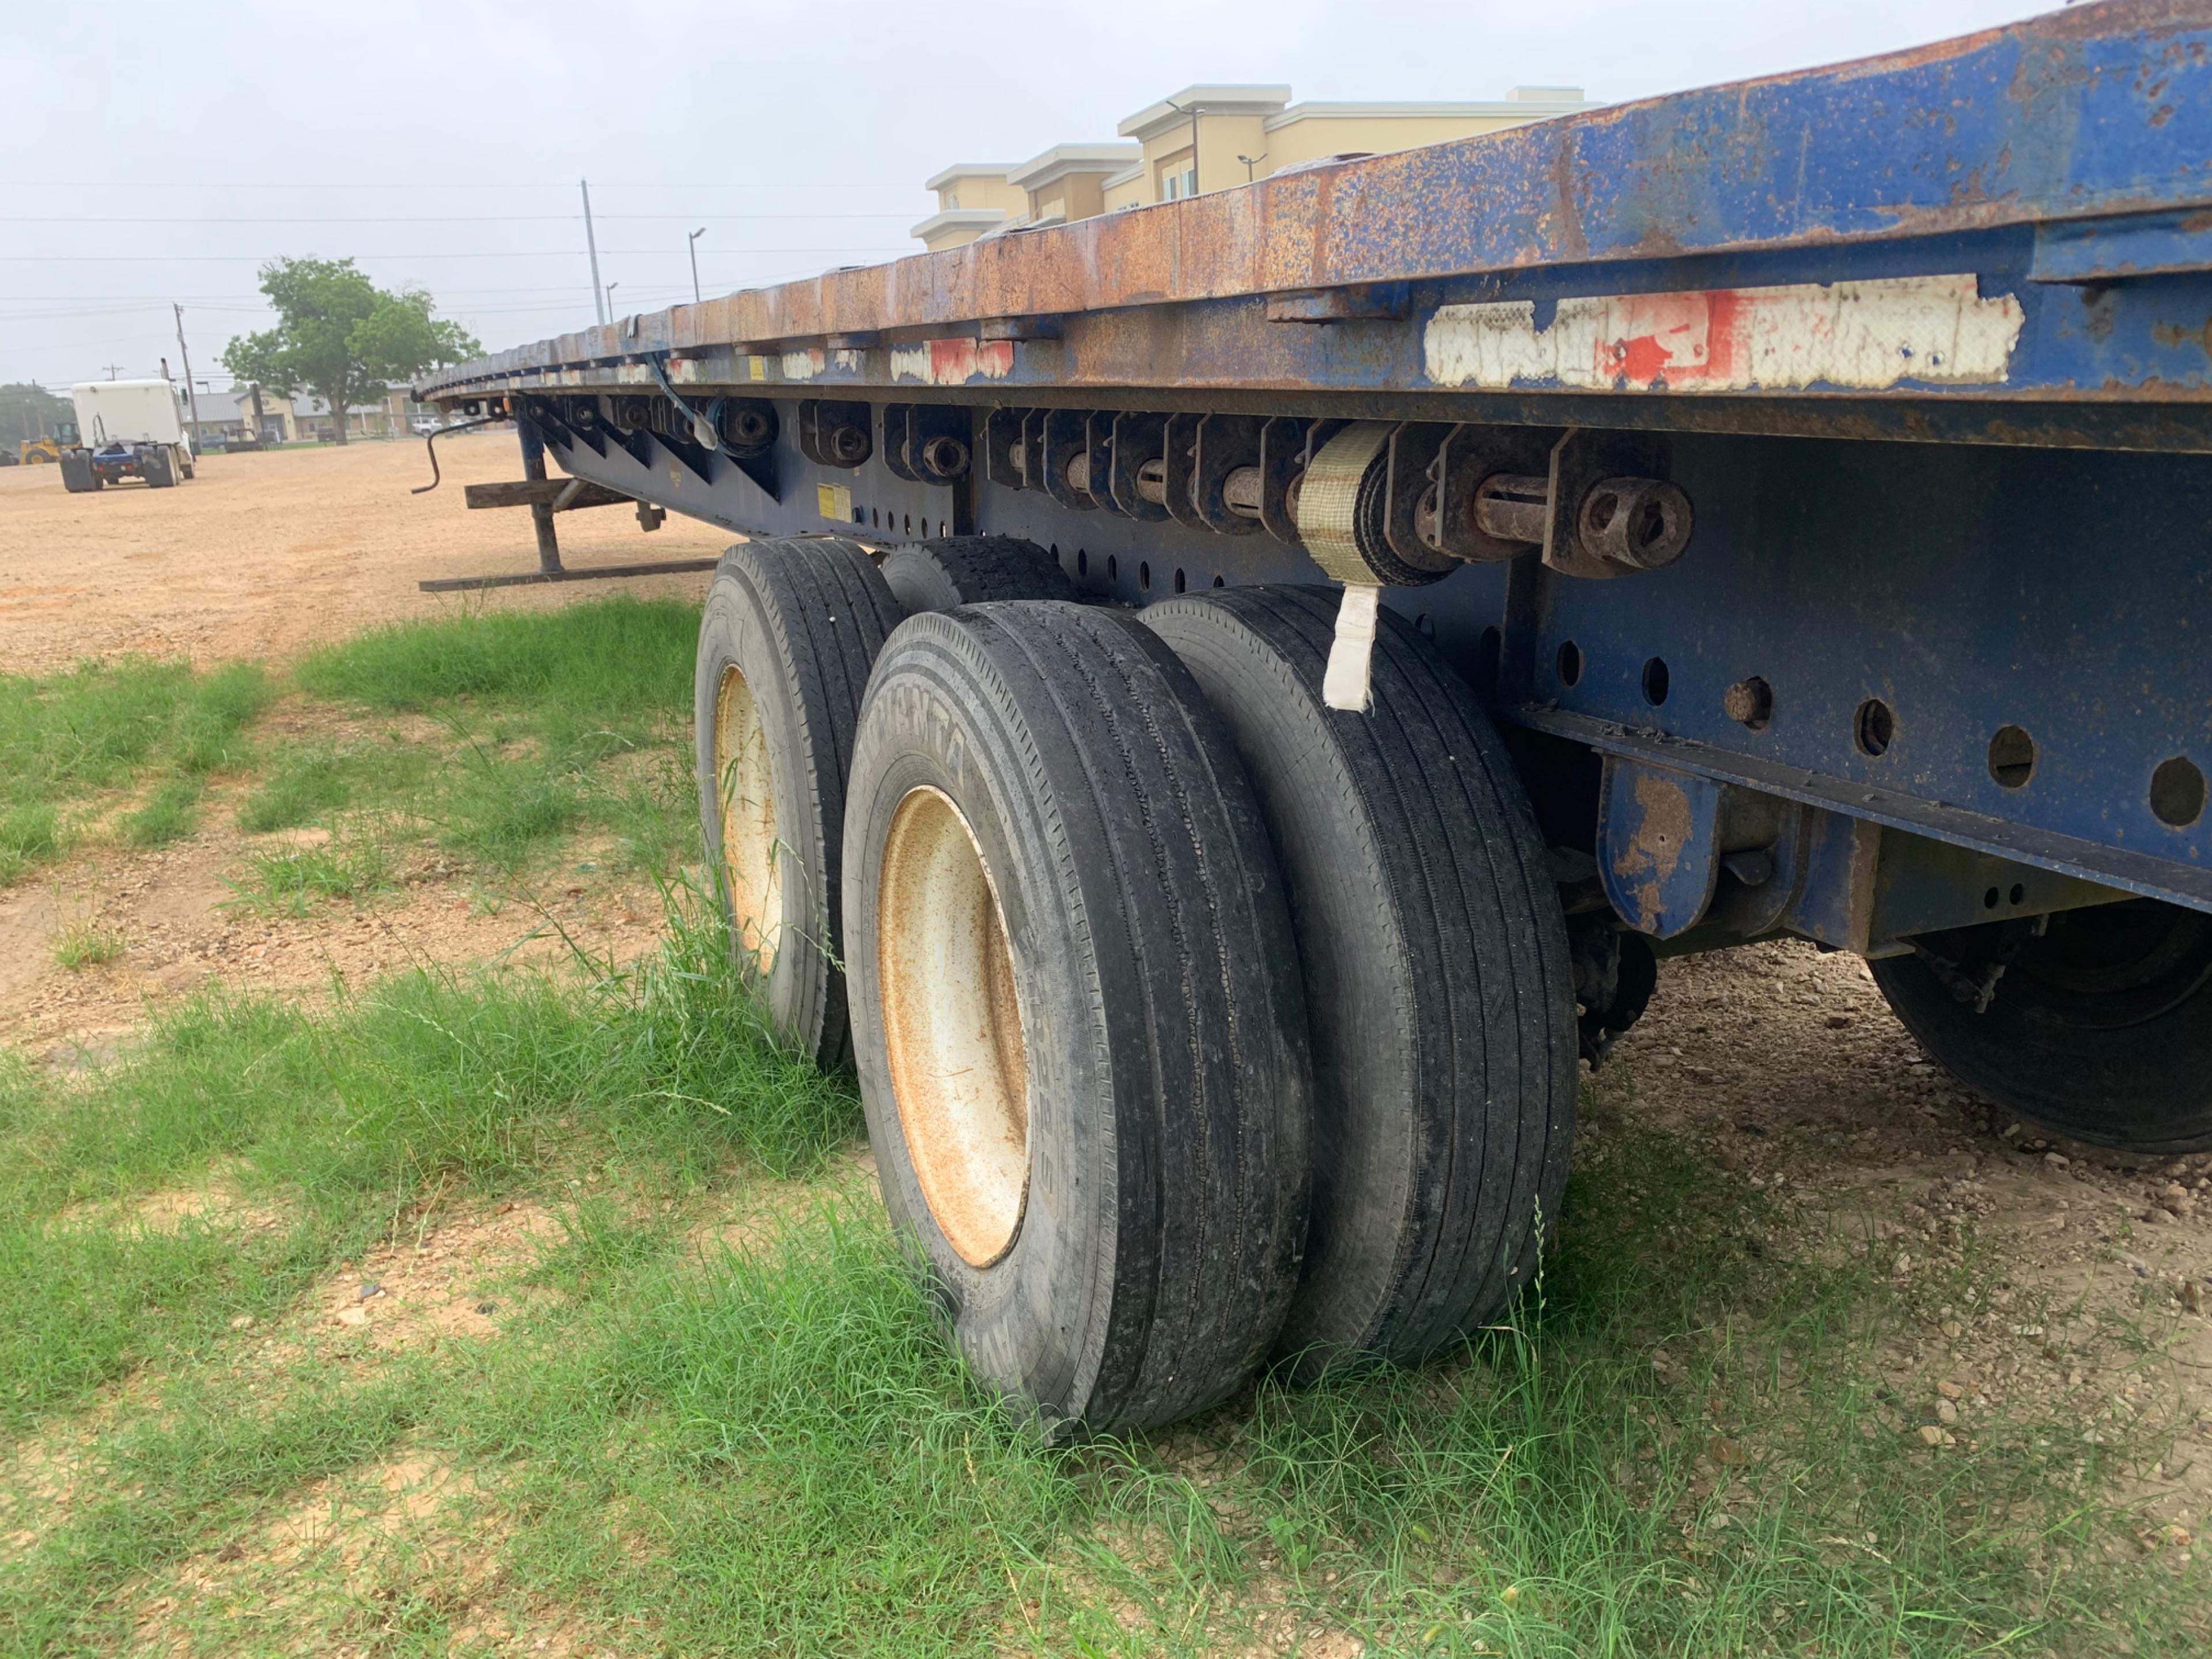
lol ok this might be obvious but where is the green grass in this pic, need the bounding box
[293,596,699,726]
[50,919,125,971]
[0,880,851,1435]
[236,745,354,833]
[0,804,59,885]
[275,599,702,880]
[119,777,202,847]
[1,927,2202,1654]
[224,829,395,915]
[3,600,2200,1653]
[0,657,267,882]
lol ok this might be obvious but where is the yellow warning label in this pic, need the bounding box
[816,482,853,522]
[748,355,766,381]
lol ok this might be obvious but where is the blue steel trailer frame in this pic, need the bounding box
[416,1,2212,977]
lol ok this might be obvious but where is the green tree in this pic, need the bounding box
[0,382,72,447]
[219,258,480,444]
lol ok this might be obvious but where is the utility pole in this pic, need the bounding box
[688,226,706,305]
[172,302,203,444]
[103,363,124,380]
[582,178,607,325]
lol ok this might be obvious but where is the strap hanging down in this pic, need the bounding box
[1323,584,1382,712]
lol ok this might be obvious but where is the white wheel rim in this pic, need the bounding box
[714,664,782,972]
[877,785,1030,1266]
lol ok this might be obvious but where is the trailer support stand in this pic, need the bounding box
[416,415,721,593]
[521,420,564,577]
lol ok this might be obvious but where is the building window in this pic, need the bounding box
[944,194,958,209]
[1160,164,1196,202]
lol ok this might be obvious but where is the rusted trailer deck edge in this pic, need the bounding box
[421,1,2212,399]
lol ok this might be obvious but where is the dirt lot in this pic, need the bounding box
[0,433,726,673]
[2,435,2207,1649]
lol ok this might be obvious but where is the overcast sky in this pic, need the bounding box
[2,0,2065,393]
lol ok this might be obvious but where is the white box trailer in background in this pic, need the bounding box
[60,380,195,493]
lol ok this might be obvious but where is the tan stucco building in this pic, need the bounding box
[913,82,1602,251]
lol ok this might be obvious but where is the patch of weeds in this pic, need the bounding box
[50,919,126,971]
[0,1210,334,1433]
[225,827,395,915]
[171,661,270,775]
[0,878,854,1426]
[294,597,699,729]
[0,1369,425,1653]
[451,1202,1084,1659]
[0,803,59,884]
[0,656,269,884]
[435,742,584,873]
[120,777,203,847]
[237,745,353,832]
[527,1194,676,1301]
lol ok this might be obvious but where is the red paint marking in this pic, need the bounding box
[928,339,976,381]
[921,338,1014,382]
[1699,288,1745,386]
[1611,329,1681,382]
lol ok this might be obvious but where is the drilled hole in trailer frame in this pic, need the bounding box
[876,785,1032,1268]
[1855,698,1896,759]
[2150,756,2206,828]
[1555,639,1584,688]
[1988,724,2036,789]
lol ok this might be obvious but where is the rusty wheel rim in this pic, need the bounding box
[877,785,1030,1267]
[713,664,782,973]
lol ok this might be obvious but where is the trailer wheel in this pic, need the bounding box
[844,601,1311,1434]
[1871,899,2212,1153]
[693,537,904,1069]
[879,535,1076,615]
[1143,586,1578,1376]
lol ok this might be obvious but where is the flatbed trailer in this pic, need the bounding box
[416,0,2212,1434]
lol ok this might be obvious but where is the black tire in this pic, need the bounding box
[141,449,175,488]
[59,452,98,493]
[844,601,1312,1434]
[1142,585,1578,1375]
[1871,899,2212,1153]
[879,535,1076,615]
[693,536,904,1069]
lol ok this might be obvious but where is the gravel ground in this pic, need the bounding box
[0,433,726,674]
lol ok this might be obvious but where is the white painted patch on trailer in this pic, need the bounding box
[671,358,705,384]
[1423,274,2024,392]
[616,363,653,385]
[889,339,1017,385]
[782,349,825,381]
[831,350,865,374]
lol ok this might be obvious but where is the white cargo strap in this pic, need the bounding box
[1323,582,1382,712]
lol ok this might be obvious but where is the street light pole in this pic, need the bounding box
[688,227,707,305]
[1162,96,1202,199]
[605,281,620,318]
[582,179,608,325]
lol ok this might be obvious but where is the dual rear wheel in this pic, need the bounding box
[696,536,1577,1432]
